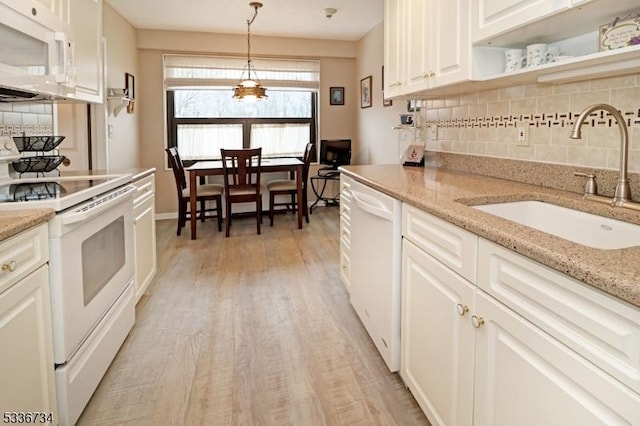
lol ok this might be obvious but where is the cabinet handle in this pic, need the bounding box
[2,260,17,272]
[471,315,485,328]
[456,304,469,316]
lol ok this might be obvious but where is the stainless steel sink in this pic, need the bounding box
[472,200,640,249]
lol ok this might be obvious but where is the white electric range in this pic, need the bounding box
[0,136,137,425]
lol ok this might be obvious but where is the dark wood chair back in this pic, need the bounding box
[166,146,187,191]
[220,148,262,195]
[301,142,314,189]
[220,147,263,236]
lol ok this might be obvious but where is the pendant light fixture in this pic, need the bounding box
[233,2,267,101]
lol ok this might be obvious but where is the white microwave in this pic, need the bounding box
[0,0,76,100]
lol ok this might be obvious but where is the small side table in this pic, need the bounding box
[309,168,341,212]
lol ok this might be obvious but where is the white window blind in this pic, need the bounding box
[164,54,320,90]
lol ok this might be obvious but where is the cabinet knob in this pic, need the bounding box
[456,303,469,316]
[2,260,17,272]
[471,315,485,328]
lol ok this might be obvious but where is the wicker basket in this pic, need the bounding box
[12,136,66,152]
[12,155,66,173]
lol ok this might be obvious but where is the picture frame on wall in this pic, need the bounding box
[360,75,372,109]
[330,87,344,105]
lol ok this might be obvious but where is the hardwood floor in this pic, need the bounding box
[78,208,429,426]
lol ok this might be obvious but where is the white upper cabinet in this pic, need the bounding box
[404,0,433,94]
[471,0,571,44]
[68,0,103,103]
[385,0,470,98]
[383,0,404,98]
[431,0,470,88]
[471,0,640,84]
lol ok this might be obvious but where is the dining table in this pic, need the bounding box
[185,157,304,240]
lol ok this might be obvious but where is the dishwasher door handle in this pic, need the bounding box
[351,189,393,221]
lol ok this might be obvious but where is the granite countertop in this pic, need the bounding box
[341,164,640,309]
[0,209,54,242]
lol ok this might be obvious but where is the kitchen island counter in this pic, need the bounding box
[0,209,54,242]
[340,163,640,308]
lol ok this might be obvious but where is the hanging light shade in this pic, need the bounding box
[233,2,267,101]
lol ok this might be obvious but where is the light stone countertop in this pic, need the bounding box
[0,209,54,242]
[340,164,640,309]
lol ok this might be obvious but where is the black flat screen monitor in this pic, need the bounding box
[320,139,351,170]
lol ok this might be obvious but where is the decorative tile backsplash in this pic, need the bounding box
[420,73,640,173]
[0,102,54,136]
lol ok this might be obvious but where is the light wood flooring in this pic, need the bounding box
[77,208,429,426]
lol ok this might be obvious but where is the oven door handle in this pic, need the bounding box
[61,185,135,226]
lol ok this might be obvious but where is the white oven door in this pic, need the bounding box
[48,185,135,364]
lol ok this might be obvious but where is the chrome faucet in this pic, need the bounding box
[570,103,633,207]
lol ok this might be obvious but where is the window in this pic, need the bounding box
[164,55,319,163]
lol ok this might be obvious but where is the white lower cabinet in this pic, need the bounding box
[0,225,57,422]
[400,204,640,425]
[132,173,156,303]
[401,239,474,426]
[474,289,640,425]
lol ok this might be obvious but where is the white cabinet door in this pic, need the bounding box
[133,175,156,303]
[471,0,571,43]
[474,290,640,426]
[432,0,470,87]
[0,265,57,419]
[405,0,433,93]
[69,0,103,102]
[383,0,404,98]
[401,239,475,426]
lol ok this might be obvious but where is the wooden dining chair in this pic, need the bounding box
[165,147,223,236]
[266,142,314,226]
[220,147,263,237]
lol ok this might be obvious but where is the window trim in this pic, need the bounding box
[166,90,317,166]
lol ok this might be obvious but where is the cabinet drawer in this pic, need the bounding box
[402,204,477,282]
[339,242,351,292]
[340,202,351,224]
[0,224,49,296]
[478,238,640,395]
[340,175,353,199]
[340,217,351,246]
[132,174,155,206]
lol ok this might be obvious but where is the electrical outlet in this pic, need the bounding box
[427,125,438,140]
[517,126,528,146]
[108,124,114,139]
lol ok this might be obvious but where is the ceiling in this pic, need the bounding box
[105,0,384,42]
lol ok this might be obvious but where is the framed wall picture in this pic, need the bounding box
[360,75,372,108]
[125,72,135,100]
[330,87,344,105]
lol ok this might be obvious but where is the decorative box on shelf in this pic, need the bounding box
[599,13,640,51]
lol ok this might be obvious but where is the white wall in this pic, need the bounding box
[103,2,140,169]
[355,24,405,165]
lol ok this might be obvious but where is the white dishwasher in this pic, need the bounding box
[347,176,402,372]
